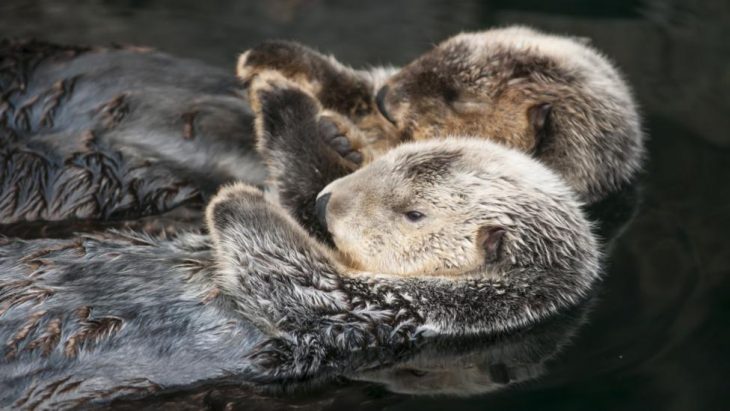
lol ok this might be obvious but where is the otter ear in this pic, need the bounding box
[528,103,552,154]
[477,226,506,263]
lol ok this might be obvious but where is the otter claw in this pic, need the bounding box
[318,117,363,165]
[344,151,363,165]
[318,119,340,138]
[329,136,363,165]
[329,136,352,153]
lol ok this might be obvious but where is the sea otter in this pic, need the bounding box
[238,25,644,203]
[0,72,599,408]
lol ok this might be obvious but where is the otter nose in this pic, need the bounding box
[375,85,397,125]
[315,193,331,232]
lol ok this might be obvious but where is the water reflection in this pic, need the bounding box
[351,302,591,397]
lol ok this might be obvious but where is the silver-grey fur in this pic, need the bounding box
[0,231,266,409]
[207,77,601,377]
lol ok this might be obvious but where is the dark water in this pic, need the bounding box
[1,1,728,410]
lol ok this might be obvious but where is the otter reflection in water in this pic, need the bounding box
[352,302,591,397]
[0,74,600,408]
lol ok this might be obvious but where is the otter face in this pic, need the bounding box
[317,145,487,276]
[377,26,643,201]
[316,138,581,277]
[377,29,557,152]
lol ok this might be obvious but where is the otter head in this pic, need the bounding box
[376,26,644,203]
[317,138,589,277]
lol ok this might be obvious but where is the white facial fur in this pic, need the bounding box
[318,137,589,278]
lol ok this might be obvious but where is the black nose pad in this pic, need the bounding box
[375,85,396,125]
[315,193,331,232]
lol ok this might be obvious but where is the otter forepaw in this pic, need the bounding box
[247,70,325,156]
[208,182,265,205]
[205,182,269,239]
[237,41,299,81]
[318,113,364,166]
[247,335,326,381]
[238,41,320,95]
[247,339,295,379]
[247,70,318,115]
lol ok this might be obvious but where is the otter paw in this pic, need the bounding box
[318,115,364,166]
[205,183,268,235]
[247,71,321,132]
[247,339,295,378]
[211,182,265,204]
[247,336,326,381]
[248,71,308,108]
[238,41,319,96]
[237,41,302,80]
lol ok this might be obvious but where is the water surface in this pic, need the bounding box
[1,1,728,410]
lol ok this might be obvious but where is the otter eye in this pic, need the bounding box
[405,211,425,222]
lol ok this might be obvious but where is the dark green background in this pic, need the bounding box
[2,1,728,410]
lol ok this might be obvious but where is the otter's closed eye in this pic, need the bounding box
[405,211,426,222]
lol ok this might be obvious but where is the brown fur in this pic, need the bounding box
[27,318,62,357]
[0,280,54,316]
[237,38,551,161]
[245,72,595,278]
[63,313,124,358]
[238,42,398,165]
[238,27,643,202]
[381,42,577,152]
[5,310,46,360]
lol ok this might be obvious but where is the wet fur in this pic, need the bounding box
[0,231,266,408]
[0,39,263,235]
[0,28,639,237]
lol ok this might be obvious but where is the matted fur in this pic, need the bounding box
[0,39,263,235]
[0,231,266,408]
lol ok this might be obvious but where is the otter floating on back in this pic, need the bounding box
[239,25,645,203]
[1,72,599,407]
